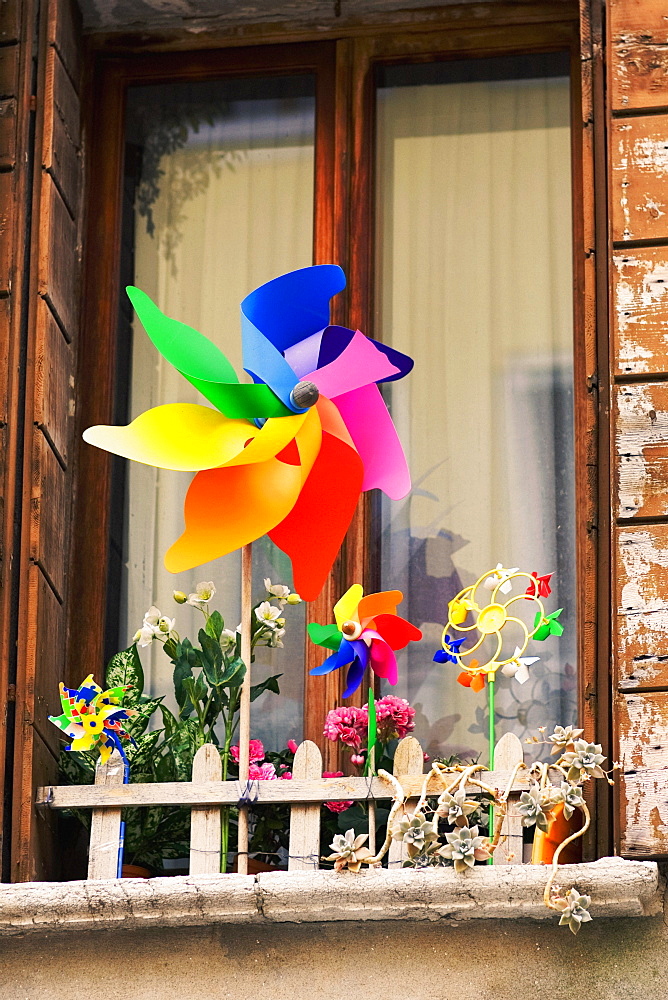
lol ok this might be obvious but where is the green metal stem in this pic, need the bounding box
[487,676,495,862]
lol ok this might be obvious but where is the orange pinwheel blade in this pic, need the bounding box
[358,590,403,627]
[470,673,486,693]
[165,407,321,572]
[269,397,363,602]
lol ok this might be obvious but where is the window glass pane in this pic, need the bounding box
[375,54,576,762]
[116,76,315,747]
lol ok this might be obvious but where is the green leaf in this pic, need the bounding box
[221,656,246,687]
[173,654,194,713]
[250,673,282,702]
[126,697,163,737]
[105,644,144,706]
[205,610,225,641]
[199,629,224,686]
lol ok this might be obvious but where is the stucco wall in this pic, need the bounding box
[1,915,666,1000]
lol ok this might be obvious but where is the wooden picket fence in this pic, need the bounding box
[37,733,533,879]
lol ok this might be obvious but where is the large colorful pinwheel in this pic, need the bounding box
[308,584,423,697]
[49,675,135,764]
[84,266,413,601]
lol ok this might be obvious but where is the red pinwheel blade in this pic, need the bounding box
[269,398,363,601]
[371,613,423,651]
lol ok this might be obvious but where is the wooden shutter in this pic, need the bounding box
[608,0,668,857]
[7,0,83,881]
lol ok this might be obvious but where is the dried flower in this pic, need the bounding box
[561,739,606,782]
[555,887,592,935]
[325,829,373,872]
[436,788,479,827]
[438,825,491,871]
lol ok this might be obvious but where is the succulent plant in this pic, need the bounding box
[555,887,593,935]
[548,725,584,755]
[438,824,491,872]
[517,784,559,832]
[391,813,440,860]
[325,828,374,873]
[558,781,586,820]
[561,739,606,782]
[436,788,479,827]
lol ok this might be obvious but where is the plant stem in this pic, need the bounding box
[237,543,253,875]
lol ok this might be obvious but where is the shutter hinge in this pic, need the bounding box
[586,373,598,393]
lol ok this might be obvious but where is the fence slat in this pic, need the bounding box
[88,751,124,879]
[189,744,222,875]
[288,741,322,870]
[388,736,424,868]
[492,732,525,865]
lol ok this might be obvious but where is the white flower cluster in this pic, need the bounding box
[133,606,177,647]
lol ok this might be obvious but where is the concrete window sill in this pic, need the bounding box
[0,858,661,936]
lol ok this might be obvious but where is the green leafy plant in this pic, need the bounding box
[59,578,301,873]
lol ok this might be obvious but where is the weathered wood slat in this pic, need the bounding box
[609,0,668,112]
[0,40,18,95]
[388,736,423,868]
[615,525,668,691]
[38,175,80,339]
[615,382,668,520]
[613,249,668,378]
[35,298,74,464]
[42,46,81,217]
[288,740,322,870]
[611,115,668,243]
[31,431,68,598]
[617,692,668,857]
[0,171,12,293]
[492,732,525,864]
[87,752,124,879]
[0,97,16,169]
[38,767,534,811]
[189,744,222,875]
[48,0,82,87]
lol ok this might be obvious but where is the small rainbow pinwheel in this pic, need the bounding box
[308,584,422,697]
[83,266,413,601]
[49,675,135,764]
[433,567,562,692]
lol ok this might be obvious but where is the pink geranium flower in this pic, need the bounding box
[230,739,265,764]
[322,770,353,813]
[323,706,367,748]
[248,762,277,780]
[286,739,299,754]
[373,695,415,741]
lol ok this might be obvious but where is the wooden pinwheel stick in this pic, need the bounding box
[487,674,495,859]
[237,541,253,876]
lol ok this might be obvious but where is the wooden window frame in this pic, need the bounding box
[70,3,608,850]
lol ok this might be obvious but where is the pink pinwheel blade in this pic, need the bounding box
[365,630,398,685]
[306,330,399,399]
[333,382,411,500]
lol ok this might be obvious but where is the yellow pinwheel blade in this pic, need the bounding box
[164,406,322,572]
[333,584,364,629]
[83,403,307,472]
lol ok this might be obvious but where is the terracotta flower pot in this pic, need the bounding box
[531,802,583,864]
[121,863,152,879]
[230,856,281,874]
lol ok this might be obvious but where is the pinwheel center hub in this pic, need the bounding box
[341,619,363,640]
[290,380,320,410]
[477,603,507,634]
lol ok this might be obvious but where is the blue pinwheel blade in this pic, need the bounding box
[309,637,356,676]
[241,265,346,353]
[342,657,366,698]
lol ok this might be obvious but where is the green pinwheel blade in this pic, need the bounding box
[307,622,342,651]
[364,687,377,777]
[127,286,291,419]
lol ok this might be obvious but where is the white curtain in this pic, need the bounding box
[376,73,577,761]
[122,91,315,748]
